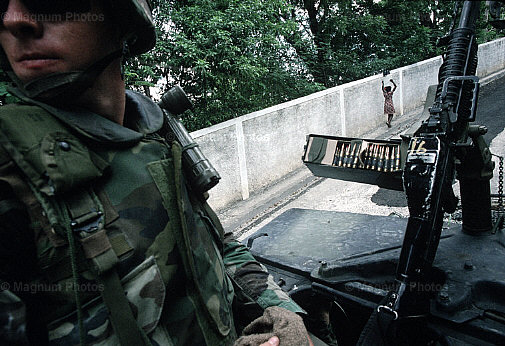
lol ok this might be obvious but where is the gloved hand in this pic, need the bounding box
[234,306,312,346]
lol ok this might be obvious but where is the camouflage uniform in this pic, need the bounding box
[0,89,303,345]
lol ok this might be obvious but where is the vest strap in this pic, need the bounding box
[98,268,150,346]
[63,189,148,345]
[45,233,133,283]
[147,142,235,345]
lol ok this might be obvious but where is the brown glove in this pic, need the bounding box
[234,306,310,346]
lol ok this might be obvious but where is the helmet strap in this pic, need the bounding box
[10,48,123,103]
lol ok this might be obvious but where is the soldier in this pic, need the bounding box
[0,1,314,345]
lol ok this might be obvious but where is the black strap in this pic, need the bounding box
[356,306,396,346]
[9,49,123,102]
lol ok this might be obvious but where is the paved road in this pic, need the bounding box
[478,75,505,143]
[216,71,505,240]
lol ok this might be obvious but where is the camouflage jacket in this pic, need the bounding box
[0,90,303,345]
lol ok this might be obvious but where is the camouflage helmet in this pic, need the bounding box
[110,0,157,55]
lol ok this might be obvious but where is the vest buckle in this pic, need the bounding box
[70,210,104,233]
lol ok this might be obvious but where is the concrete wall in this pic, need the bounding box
[477,38,505,77]
[191,37,505,211]
[401,57,442,115]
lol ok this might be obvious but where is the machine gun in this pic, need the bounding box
[358,1,494,343]
[246,1,505,345]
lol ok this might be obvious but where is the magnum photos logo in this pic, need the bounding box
[1,12,105,22]
[1,280,105,294]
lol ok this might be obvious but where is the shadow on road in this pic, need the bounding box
[371,188,407,207]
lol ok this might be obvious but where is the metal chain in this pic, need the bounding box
[492,154,504,229]
[498,156,504,219]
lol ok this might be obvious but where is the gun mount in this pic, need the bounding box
[245,1,505,345]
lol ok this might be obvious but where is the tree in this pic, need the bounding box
[126,0,324,131]
[282,0,458,87]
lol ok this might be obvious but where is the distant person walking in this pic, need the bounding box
[382,79,397,127]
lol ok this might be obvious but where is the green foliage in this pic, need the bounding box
[476,0,504,44]
[0,0,501,125]
[143,0,324,131]
[120,0,502,130]
[284,0,455,87]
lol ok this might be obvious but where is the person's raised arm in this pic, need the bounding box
[390,79,397,92]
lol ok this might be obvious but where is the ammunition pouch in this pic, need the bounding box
[0,104,109,197]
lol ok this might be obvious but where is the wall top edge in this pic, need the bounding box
[192,87,343,138]
[479,36,505,48]
[191,38,504,139]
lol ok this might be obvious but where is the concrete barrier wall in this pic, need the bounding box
[401,57,442,115]
[191,37,505,210]
[477,38,505,77]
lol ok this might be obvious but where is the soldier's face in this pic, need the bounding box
[0,0,119,84]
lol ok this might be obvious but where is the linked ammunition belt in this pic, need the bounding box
[303,134,407,191]
[330,140,401,172]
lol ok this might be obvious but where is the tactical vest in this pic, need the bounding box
[0,103,237,345]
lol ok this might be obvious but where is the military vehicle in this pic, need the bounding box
[245,1,505,345]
